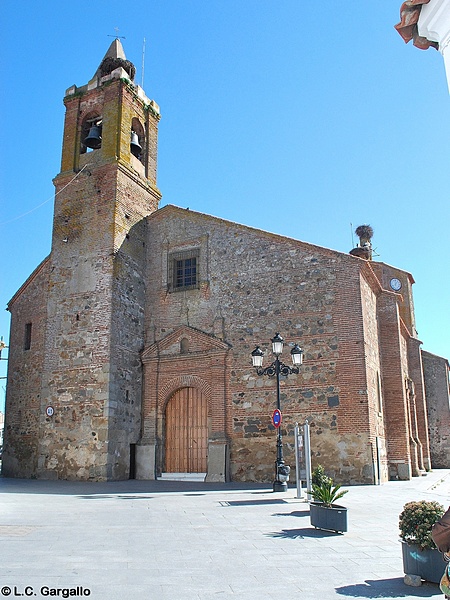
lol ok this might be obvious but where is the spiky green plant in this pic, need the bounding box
[310,480,348,507]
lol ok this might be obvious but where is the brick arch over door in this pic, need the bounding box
[159,375,212,413]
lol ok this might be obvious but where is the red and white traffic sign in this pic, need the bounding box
[272,409,282,428]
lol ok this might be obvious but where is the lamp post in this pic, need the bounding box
[251,333,303,492]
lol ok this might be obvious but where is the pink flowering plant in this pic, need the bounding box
[399,500,445,551]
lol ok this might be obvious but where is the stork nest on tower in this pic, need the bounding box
[99,57,136,81]
[355,225,374,240]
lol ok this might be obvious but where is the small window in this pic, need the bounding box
[180,338,189,353]
[24,322,32,351]
[168,249,200,292]
[176,256,197,288]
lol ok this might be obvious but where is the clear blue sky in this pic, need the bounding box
[1,1,449,411]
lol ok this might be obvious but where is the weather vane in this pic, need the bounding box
[108,27,125,40]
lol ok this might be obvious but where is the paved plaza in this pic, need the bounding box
[0,469,449,599]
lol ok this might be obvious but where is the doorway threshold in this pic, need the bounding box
[159,473,206,482]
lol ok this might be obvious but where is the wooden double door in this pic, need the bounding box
[165,387,208,473]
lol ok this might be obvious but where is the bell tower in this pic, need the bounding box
[38,40,161,480]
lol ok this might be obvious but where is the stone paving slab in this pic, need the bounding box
[0,470,449,599]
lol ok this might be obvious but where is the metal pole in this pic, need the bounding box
[304,420,312,500]
[275,356,283,463]
[294,423,303,499]
[273,356,287,492]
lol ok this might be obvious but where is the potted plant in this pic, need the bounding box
[309,465,348,533]
[399,500,447,584]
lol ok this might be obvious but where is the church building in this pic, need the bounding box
[3,41,448,484]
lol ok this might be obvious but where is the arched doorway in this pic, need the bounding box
[165,387,208,473]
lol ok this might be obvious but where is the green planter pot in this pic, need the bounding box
[401,541,447,583]
[310,502,348,533]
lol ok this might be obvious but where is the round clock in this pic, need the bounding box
[390,278,402,291]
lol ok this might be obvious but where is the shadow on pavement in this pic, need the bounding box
[220,498,288,506]
[0,476,272,496]
[76,494,156,500]
[266,526,339,539]
[272,510,310,517]
[335,578,441,598]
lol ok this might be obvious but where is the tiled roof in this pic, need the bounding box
[395,0,439,49]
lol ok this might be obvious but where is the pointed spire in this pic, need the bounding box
[103,38,127,62]
[93,39,135,82]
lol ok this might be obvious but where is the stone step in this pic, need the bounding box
[159,472,206,482]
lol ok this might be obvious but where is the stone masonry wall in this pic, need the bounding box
[422,350,450,468]
[34,75,160,480]
[108,218,149,479]
[3,259,50,477]
[144,207,387,484]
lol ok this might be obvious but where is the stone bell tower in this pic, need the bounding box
[38,40,161,480]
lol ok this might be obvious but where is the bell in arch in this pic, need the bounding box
[84,125,102,150]
[130,131,142,158]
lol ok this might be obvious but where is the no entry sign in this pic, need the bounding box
[272,409,282,428]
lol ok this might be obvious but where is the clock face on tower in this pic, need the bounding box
[389,278,402,292]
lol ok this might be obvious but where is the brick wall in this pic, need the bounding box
[377,292,412,479]
[141,327,232,479]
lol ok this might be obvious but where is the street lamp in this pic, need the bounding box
[251,333,303,492]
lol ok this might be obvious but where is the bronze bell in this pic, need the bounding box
[84,125,102,150]
[130,131,142,158]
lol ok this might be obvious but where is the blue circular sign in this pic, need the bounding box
[272,409,282,428]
